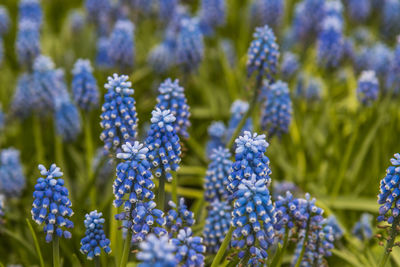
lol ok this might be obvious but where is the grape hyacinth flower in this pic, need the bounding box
[159,0,177,22]
[246,24,279,81]
[230,176,277,262]
[367,43,392,79]
[0,6,10,36]
[203,199,232,253]
[148,41,175,73]
[281,52,299,80]
[137,234,177,267]
[19,0,43,27]
[85,0,111,35]
[381,0,400,39]
[96,37,112,69]
[326,215,343,240]
[156,79,190,138]
[68,10,85,34]
[356,70,379,106]
[171,228,206,266]
[198,0,226,36]
[54,96,82,141]
[175,18,204,72]
[347,0,371,22]
[275,191,305,232]
[226,100,253,143]
[115,200,167,242]
[11,73,35,118]
[352,213,373,241]
[100,74,138,152]
[0,149,26,197]
[273,181,298,199]
[16,19,41,67]
[292,0,326,43]
[80,210,111,260]
[250,0,284,29]
[204,147,232,202]
[206,121,226,157]
[317,16,344,68]
[31,164,74,242]
[227,131,271,195]
[72,59,99,111]
[166,198,195,237]
[261,81,292,137]
[385,37,400,94]
[113,142,155,210]
[108,20,135,70]
[295,74,322,101]
[145,108,181,182]
[324,0,343,20]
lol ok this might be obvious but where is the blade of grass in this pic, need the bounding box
[26,219,45,267]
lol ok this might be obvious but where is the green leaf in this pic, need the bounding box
[26,219,45,267]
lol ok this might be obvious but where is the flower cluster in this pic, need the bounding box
[19,0,43,27]
[250,0,284,29]
[54,95,82,141]
[166,198,195,237]
[281,52,299,80]
[16,19,41,66]
[352,213,373,241]
[145,108,181,182]
[0,149,26,197]
[261,81,292,137]
[158,0,177,22]
[246,24,279,80]
[317,16,344,68]
[147,41,175,73]
[137,234,177,267]
[72,59,99,111]
[275,191,305,231]
[96,37,112,69]
[176,18,204,72]
[203,199,232,253]
[273,181,298,199]
[206,121,226,156]
[381,0,400,38]
[11,73,36,118]
[204,147,232,201]
[295,74,322,101]
[198,0,226,36]
[115,200,167,242]
[108,20,135,69]
[31,164,74,242]
[113,142,155,210]
[171,228,206,266]
[80,210,111,260]
[68,10,84,34]
[100,74,138,152]
[347,0,371,22]
[227,131,271,194]
[292,0,325,43]
[156,79,190,138]
[325,215,343,240]
[357,70,379,106]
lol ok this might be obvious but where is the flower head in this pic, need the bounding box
[203,199,232,253]
[113,141,155,209]
[347,0,371,22]
[381,0,400,39]
[0,6,10,35]
[159,0,177,22]
[171,228,206,267]
[137,234,176,267]
[166,198,195,237]
[261,81,292,137]
[250,0,284,29]
[96,37,112,69]
[275,191,305,231]
[246,25,279,80]
[100,74,138,152]
[156,79,190,138]
[145,108,181,182]
[19,0,43,27]
[204,147,232,201]
[31,164,74,242]
[281,52,299,80]
[176,18,204,72]
[317,16,344,68]
[198,0,226,36]
[0,149,25,197]
[108,20,135,69]
[295,74,323,101]
[80,210,111,260]
[206,121,227,157]
[11,73,36,118]
[292,0,325,42]
[72,59,99,111]
[55,95,82,142]
[68,10,85,34]
[16,19,41,66]
[325,215,343,240]
[352,213,373,241]
[148,41,175,73]
[226,100,253,143]
[357,70,379,106]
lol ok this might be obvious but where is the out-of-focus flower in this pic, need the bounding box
[54,95,82,141]
[226,100,253,143]
[381,0,400,39]
[198,0,226,35]
[31,164,74,242]
[357,70,379,106]
[0,6,10,35]
[292,0,326,43]
[96,37,112,69]
[206,121,227,157]
[16,19,41,67]
[19,0,43,27]
[250,0,284,29]
[352,213,373,241]
[159,0,177,22]
[148,41,175,73]
[281,52,299,80]
[326,215,344,240]
[347,0,371,22]
[171,228,206,267]
[0,149,25,197]
[108,20,135,69]
[68,10,85,34]
[137,234,176,267]
[72,59,99,111]
[317,16,344,68]
[11,73,36,118]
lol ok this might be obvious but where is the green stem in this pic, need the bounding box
[84,113,95,208]
[172,173,178,204]
[158,175,166,210]
[294,226,310,267]
[53,235,60,267]
[227,78,263,149]
[271,228,290,267]
[94,256,100,267]
[378,217,400,267]
[211,225,234,267]
[26,219,45,267]
[33,115,45,164]
[119,230,132,267]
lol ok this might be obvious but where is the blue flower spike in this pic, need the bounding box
[113,141,155,210]
[206,121,227,156]
[247,25,279,80]
[352,213,373,241]
[108,19,135,70]
[80,210,111,260]
[54,96,82,142]
[31,164,74,243]
[0,148,26,197]
[171,227,206,267]
[72,59,99,111]
[137,234,177,267]
[16,19,41,67]
[100,74,138,152]
[0,6,10,35]
[156,79,190,138]
[357,70,379,106]
[145,108,181,182]
[166,198,195,237]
